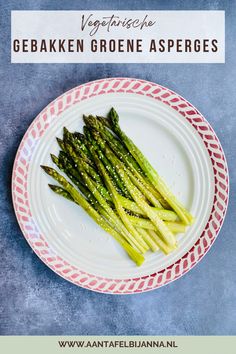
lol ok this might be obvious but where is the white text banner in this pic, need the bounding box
[11,11,225,63]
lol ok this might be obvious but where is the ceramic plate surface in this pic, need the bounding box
[12,78,229,294]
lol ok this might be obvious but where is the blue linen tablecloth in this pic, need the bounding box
[0,0,235,335]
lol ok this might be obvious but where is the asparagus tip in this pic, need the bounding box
[40,165,51,173]
[63,126,69,135]
[108,107,119,124]
[84,115,102,131]
[73,131,84,141]
[50,153,58,164]
[56,137,65,150]
[48,184,56,190]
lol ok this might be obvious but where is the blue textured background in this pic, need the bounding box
[0,0,235,335]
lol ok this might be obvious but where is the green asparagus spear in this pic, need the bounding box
[96,115,112,129]
[48,184,165,254]
[86,134,132,199]
[62,129,95,168]
[64,127,94,163]
[56,137,66,152]
[104,147,176,249]
[92,152,151,253]
[73,159,149,254]
[83,114,143,174]
[48,184,149,253]
[146,230,173,255]
[94,141,175,246]
[90,128,168,209]
[126,215,186,233]
[118,196,177,220]
[51,153,100,208]
[49,184,73,201]
[108,107,194,225]
[51,154,148,253]
[135,227,159,252]
[63,142,111,201]
[84,115,170,208]
[57,150,177,220]
[49,183,184,257]
[41,166,144,266]
[103,141,163,208]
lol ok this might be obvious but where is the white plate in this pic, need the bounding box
[12,78,229,293]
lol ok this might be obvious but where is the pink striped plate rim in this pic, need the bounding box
[12,78,229,294]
